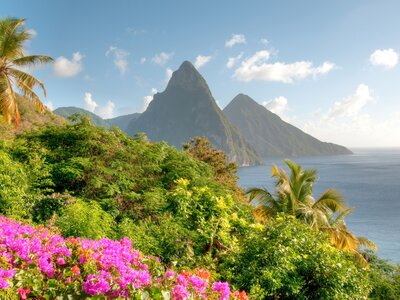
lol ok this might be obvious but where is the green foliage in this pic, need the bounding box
[221,216,371,299]
[183,136,246,201]
[0,149,29,219]
[5,118,252,267]
[55,199,114,239]
[117,179,252,268]
[32,192,75,222]
[367,252,400,299]
[2,117,396,298]
[118,216,197,266]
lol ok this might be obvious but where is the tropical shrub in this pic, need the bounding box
[55,199,115,239]
[7,119,253,269]
[0,216,247,299]
[32,192,75,222]
[0,149,29,219]
[117,179,252,268]
[367,252,400,299]
[221,216,371,299]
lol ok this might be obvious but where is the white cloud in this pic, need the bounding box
[84,92,98,112]
[301,111,400,147]
[152,52,173,66]
[96,100,115,119]
[106,46,130,75]
[226,52,243,69]
[233,50,335,83]
[83,92,115,118]
[142,88,158,112]
[291,84,398,148]
[322,84,373,121]
[314,62,336,75]
[140,57,146,64]
[194,55,212,69]
[45,100,54,111]
[54,52,83,77]
[225,34,246,48]
[369,48,398,68]
[262,96,288,116]
[165,68,173,81]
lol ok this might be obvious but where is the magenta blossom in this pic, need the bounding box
[213,281,231,300]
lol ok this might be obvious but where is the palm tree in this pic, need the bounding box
[0,18,53,126]
[248,160,346,229]
[247,160,376,265]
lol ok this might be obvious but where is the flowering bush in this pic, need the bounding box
[221,216,371,299]
[0,216,247,299]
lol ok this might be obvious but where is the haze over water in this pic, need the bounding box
[238,148,400,262]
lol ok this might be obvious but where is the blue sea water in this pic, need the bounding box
[237,148,400,263]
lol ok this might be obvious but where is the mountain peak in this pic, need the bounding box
[179,60,196,71]
[231,93,258,105]
[224,94,352,157]
[227,94,264,112]
[127,62,262,166]
[166,60,208,91]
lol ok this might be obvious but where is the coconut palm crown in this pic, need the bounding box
[0,18,53,126]
[248,159,346,228]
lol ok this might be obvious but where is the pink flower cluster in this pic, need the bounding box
[0,216,248,299]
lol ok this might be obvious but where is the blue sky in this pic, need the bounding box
[3,0,400,147]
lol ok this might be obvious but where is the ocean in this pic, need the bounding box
[237,148,400,263]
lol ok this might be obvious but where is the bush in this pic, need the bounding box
[0,216,247,299]
[55,199,114,239]
[221,216,371,299]
[32,192,75,222]
[117,216,197,266]
[0,150,29,219]
[367,252,400,299]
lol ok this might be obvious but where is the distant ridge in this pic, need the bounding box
[127,61,262,166]
[53,107,140,132]
[54,107,110,128]
[223,94,352,157]
[107,113,140,131]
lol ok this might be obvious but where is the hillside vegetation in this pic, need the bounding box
[1,117,397,298]
[0,95,65,140]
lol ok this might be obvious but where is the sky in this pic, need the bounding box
[2,0,400,148]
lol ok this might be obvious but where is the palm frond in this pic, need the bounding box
[329,208,353,227]
[357,236,377,252]
[12,55,54,67]
[8,67,47,112]
[284,159,301,179]
[0,18,27,59]
[253,205,276,221]
[313,189,346,214]
[323,225,358,252]
[352,252,369,268]
[0,74,17,124]
[247,187,273,204]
